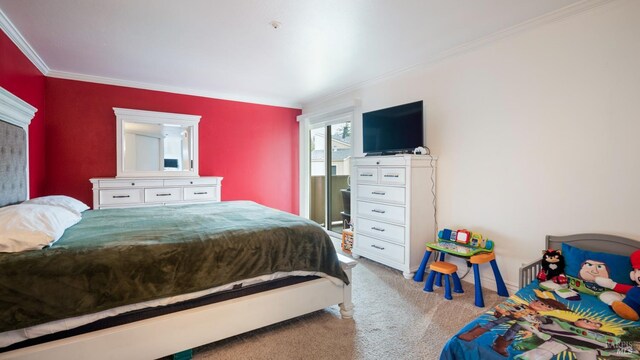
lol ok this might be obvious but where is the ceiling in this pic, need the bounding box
[0,0,585,108]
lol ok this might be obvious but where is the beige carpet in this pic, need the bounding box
[191,257,504,360]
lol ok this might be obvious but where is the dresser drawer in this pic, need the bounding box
[357,185,405,205]
[99,179,163,188]
[145,187,181,203]
[99,189,143,205]
[183,186,217,201]
[380,167,405,185]
[355,167,378,184]
[357,201,405,224]
[356,217,405,245]
[355,157,405,167]
[164,178,219,186]
[357,234,404,263]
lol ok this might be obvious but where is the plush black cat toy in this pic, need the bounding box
[537,249,567,284]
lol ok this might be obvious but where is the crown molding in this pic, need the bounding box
[47,70,301,109]
[0,86,38,128]
[302,0,616,108]
[0,8,49,75]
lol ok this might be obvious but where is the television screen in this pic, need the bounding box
[362,101,423,155]
[164,158,179,168]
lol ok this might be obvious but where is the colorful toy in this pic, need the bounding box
[536,249,567,284]
[456,229,471,244]
[470,232,482,247]
[434,229,494,256]
[595,250,640,321]
[438,229,490,249]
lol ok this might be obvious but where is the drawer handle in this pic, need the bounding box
[371,244,385,250]
[371,209,386,214]
[361,173,374,177]
[371,191,386,195]
[112,195,130,199]
[384,174,400,178]
[371,227,385,232]
[194,191,208,195]
[156,193,172,197]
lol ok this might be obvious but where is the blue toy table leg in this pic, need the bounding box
[434,252,445,287]
[444,274,452,300]
[489,259,509,297]
[424,271,436,292]
[473,264,484,307]
[413,250,432,282]
[452,272,464,293]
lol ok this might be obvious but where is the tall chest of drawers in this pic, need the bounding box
[89,177,223,209]
[352,155,436,279]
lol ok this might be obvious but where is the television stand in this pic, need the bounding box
[351,154,437,278]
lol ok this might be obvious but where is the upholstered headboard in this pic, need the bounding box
[0,86,37,207]
[546,233,640,256]
[0,120,27,207]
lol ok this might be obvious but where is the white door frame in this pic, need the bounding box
[297,101,358,220]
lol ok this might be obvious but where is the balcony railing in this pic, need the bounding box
[310,175,350,232]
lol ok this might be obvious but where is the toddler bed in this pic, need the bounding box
[441,234,640,360]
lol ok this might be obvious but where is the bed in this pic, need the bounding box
[441,234,640,360]
[0,89,356,360]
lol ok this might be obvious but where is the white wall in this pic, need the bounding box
[303,0,640,290]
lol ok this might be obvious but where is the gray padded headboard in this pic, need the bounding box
[547,233,640,255]
[0,120,27,207]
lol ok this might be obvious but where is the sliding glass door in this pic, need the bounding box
[309,119,352,234]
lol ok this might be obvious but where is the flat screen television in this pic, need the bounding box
[362,101,423,155]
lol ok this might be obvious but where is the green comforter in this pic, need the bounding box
[0,201,347,333]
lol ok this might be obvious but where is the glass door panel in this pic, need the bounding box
[309,127,326,227]
[328,122,351,233]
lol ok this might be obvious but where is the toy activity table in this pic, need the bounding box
[413,239,509,307]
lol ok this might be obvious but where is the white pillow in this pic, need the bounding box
[0,204,81,253]
[25,195,90,216]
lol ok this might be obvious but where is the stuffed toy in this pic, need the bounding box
[537,249,567,284]
[595,250,640,321]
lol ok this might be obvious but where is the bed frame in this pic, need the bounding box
[0,89,357,359]
[1,256,356,360]
[519,233,640,289]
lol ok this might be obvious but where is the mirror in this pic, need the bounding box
[115,108,200,178]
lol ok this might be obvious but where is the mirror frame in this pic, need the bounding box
[114,107,200,178]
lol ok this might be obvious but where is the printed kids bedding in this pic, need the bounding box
[440,281,640,360]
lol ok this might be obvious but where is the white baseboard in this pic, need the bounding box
[445,257,519,296]
[460,273,519,297]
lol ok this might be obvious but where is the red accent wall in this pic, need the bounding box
[0,31,46,198]
[45,78,300,214]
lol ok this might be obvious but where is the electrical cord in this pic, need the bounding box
[423,146,438,238]
[422,148,470,280]
[419,146,441,274]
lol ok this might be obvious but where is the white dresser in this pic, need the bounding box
[89,177,223,209]
[351,155,436,279]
